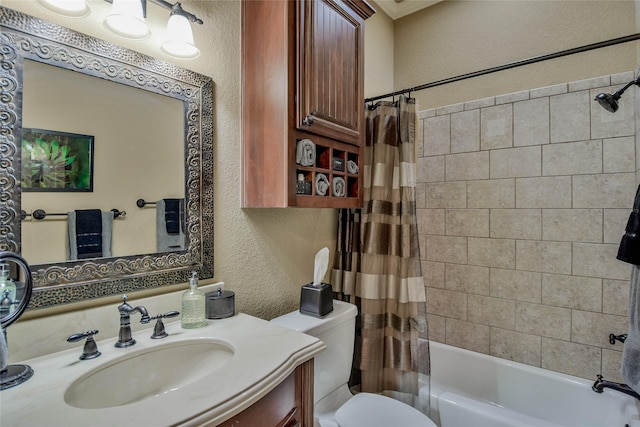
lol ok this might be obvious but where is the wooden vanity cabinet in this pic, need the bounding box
[216,360,314,427]
[241,0,374,208]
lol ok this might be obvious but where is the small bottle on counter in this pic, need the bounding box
[181,271,206,329]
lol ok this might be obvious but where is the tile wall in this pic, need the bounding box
[417,71,638,381]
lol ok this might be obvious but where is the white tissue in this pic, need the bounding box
[313,247,330,288]
[0,323,7,371]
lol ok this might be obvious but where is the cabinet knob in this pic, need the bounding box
[302,115,314,126]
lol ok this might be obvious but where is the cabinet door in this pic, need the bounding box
[216,369,298,426]
[215,360,314,427]
[297,0,365,146]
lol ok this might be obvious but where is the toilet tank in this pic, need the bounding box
[270,300,357,404]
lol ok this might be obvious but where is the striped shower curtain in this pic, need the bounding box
[332,96,430,414]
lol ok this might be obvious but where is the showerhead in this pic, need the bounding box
[594,76,640,113]
[595,92,620,113]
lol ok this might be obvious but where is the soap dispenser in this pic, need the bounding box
[0,263,16,309]
[181,271,206,329]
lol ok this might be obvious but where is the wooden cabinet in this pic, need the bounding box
[297,0,366,144]
[242,0,374,208]
[216,360,314,427]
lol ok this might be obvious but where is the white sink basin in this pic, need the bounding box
[64,339,234,409]
[3,314,324,427]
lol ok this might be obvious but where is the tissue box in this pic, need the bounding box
[300,282,333,317]
[205,288,235,319]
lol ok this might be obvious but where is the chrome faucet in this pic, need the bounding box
[115,294,150,348]
[592,375,640,400]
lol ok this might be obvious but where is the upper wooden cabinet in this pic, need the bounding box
[242,0,374,208]
[297,0,368,145]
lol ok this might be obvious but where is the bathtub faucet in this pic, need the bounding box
[592,375,640,400]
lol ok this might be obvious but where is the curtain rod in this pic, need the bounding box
[365,33,640,103]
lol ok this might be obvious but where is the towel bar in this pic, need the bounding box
[21,209,126,220]
[136,199,157,208]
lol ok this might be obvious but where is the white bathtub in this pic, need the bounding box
[420,341,640,427]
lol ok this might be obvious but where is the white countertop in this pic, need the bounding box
[1,313,325,426]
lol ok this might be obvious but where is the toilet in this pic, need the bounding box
[271,300,436,427]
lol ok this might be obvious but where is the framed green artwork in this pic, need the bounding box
[21,128,94,192]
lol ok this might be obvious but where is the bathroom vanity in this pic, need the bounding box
[218,361,313,427]
[1,314,324,426]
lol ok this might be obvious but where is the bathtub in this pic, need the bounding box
[419,341,640,427]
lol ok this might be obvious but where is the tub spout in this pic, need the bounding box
[592,375,640,400]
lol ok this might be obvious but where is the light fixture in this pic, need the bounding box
[99,0,203,59]
[161,3,200,59]
[37,0,90,17]
[104,0,150,40]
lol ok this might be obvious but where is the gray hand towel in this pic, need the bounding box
[315,173,330,196]
[347,160,359,174]
[332,176,345,197]
[296,139,316,166]
[622,265,640,394]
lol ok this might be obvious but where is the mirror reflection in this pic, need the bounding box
[0,252,33,329]
[0,262,20,319]
[21,60,186,265]
[0,6,214,309]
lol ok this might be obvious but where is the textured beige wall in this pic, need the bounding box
[364,5,394,98]
[4,0,337,322]
[393,0,639,109]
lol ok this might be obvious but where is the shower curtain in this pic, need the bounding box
[332,96,430,414]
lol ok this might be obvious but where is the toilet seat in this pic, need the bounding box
[334,392,436,427]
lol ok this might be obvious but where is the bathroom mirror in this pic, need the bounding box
[0,7,214,309]
[20,59,186,265]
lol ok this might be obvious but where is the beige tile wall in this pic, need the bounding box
[417,71,637,382]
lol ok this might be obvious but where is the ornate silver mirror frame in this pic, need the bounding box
[0,7,214,310]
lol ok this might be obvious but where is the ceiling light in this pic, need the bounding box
[161,3,200,59]
[104,0,150,40]
[37,0,90,17]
